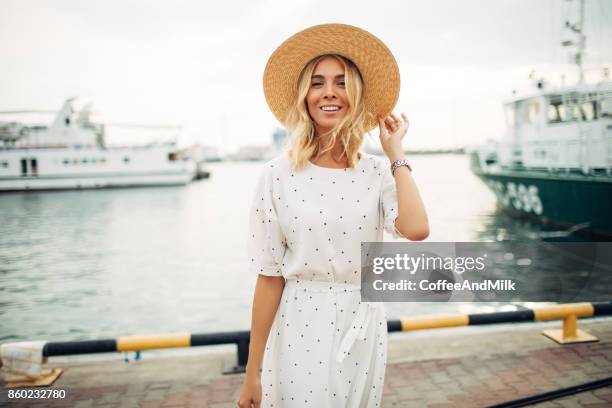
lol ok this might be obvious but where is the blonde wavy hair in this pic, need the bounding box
[285,54,369,170]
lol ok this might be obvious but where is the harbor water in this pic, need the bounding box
[0,154,600,343]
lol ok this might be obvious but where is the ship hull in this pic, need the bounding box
[471,154,612,238]
[0,147,195,192]
[0,171,192,192]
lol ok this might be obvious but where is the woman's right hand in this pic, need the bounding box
[237,374,262,408]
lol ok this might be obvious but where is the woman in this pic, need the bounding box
[238,24,429,408]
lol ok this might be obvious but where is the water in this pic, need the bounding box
[0,154,597,342]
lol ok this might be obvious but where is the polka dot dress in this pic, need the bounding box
[248,151,403,407]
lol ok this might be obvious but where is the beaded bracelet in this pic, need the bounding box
[391,158,412,175]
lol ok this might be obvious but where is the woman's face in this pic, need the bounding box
[306,56,349,134]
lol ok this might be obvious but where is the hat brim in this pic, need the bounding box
[263,23,400,132]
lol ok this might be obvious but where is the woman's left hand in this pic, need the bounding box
[378,112,409,161]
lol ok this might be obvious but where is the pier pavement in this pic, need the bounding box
[1,318,611,407]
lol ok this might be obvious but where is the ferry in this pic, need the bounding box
[0,99,195,192]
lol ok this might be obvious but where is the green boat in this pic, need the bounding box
[470,0,612,239]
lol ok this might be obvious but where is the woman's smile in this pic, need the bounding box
[320,104,342,113]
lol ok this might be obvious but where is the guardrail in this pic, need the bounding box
[394,301,612,344]
[2,301,611,387]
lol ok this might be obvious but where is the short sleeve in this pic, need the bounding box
[248,165,287,276]
[381,161,406,240]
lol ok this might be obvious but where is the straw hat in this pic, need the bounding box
[263,23,400,132]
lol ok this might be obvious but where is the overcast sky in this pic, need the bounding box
[1,0,611,152]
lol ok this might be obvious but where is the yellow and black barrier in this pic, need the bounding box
[32,301,612,362]
[35,301,612,367]
[2,301,610,387]
[393,301,612,344]
[41,331,252,374]
[0,331,252,387]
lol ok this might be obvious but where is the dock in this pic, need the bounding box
[1,318,611,407]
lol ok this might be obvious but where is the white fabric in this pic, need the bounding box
[247,151,402,407]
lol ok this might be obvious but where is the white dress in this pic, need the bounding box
[248,151,403,408]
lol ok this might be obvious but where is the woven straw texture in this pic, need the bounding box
[263,23,400,132]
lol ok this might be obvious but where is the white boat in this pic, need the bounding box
[0,99,195,192]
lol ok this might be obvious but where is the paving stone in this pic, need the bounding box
[422,392,452,404]
[592,387,612,401]
[117,396,144,408]
[93,392,122,405]
[392,386,419,400]
[576,392,610,404]
[396,401,427,408]
[147,383,172,391]
[556,399,588,408]
[138,402,161,408]
[73,400,95,408]
[142,390,166,402]
[437,382,463,395]
[529,402,564,408]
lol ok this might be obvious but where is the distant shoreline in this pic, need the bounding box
[367,148,466,156]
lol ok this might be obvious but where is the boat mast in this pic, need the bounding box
[562,0,586,84]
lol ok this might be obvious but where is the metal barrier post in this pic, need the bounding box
[542,312,599,344]
[223,338,249,375]
[563,314,577,338]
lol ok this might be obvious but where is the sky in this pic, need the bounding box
[1,0,611,153]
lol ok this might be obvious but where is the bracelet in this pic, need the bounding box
[391,158,412,175]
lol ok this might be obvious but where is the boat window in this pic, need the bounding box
[581,101,595,121]
[547,95,569,123]
[547,102,562,123]
[1,161,8,168]
[20,159,27,176]
[601,99,612,118]
[571,102,587,121]
[523,101,539,124]
[123,157,130,164]
[549,100,583,122]
[559,103,571,122]
[549,93,603,123]
[168,152,178,161]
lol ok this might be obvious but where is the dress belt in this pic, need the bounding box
[283,279,385,364]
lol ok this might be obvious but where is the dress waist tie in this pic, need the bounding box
[283,279,385,364]
[336,301,385,363]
